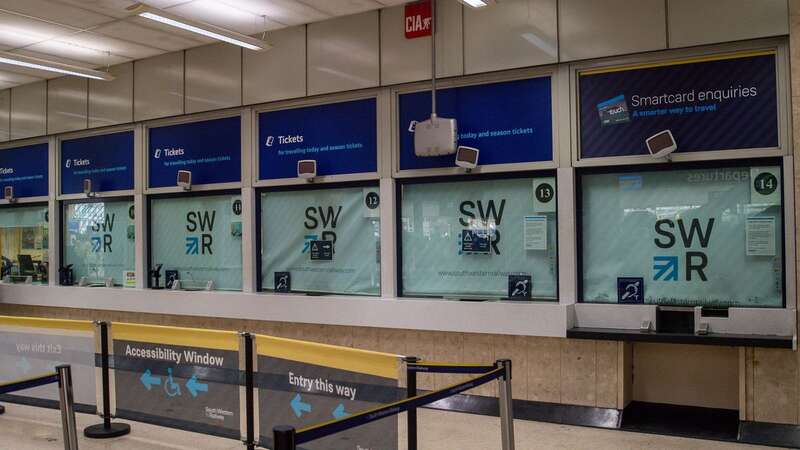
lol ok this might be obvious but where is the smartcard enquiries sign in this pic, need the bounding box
[579,51,779,158]
[258,99,377,180]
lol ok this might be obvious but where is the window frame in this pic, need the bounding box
[396,169,560,302]
[255,179,382,296]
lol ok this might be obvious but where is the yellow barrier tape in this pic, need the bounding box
[112,322,238,351]
[0,316,94,333]
[256,334,400,380]
[579,49,776,76]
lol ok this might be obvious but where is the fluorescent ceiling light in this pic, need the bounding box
[0,51,113,81]
[461,0,489,7]
[128,3,270,51]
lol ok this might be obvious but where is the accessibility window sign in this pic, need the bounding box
[258,99,377,180]
[0,143,49,198]
[113,339,241,438]
[148,116,241,188]
[61,131,134,194]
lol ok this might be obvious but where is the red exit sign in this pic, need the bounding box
[405,0,432,39]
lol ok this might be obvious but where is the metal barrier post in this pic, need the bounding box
[497,359,515,450]
[84,322,130,438]
[56,365,80,450]
[404,356,419,450]
[273,425,296,450]
[0,403,5,414]
[242,332,255,450]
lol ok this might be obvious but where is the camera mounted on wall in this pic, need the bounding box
[455,146,479,172]
[297,159,317,182]
[4,186,15,203]
[83,178,95,198]
[646,129,677,161]
[177,170,191,191]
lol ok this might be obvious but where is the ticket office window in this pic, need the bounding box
[579,160,784,308]
[0,204,49,284]
[62,199,134,286]
[149,192,243,291]
[399,174,558,301]
[260,184,381,296]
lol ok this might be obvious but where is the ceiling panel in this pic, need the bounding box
[166,0,284,35]
[0,0,116,28]
[92,20,207,51]
[299,0,385,16]
[214,0,331,26]
[0,12,78,48]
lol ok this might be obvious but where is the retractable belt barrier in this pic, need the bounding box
[0,316,515,450]
[0,365,80,450]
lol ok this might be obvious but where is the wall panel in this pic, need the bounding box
[134,51,184,121]
[464,0,557,73]
[243,26,307,104]
[307,11,380,95]
[47,76,87,134]
[0,89,9,142]
[89,62,133,128]
[668,0,789,48]
[380,0,463,85]
[185,43,242,114]
[10,81,46,140]
[559,0,667,62]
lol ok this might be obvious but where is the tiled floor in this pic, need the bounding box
[0,403,771,450]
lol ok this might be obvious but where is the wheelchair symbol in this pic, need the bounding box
[164,367,181,397]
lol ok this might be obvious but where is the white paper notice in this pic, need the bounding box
[746,216,776,256]
[524,215,547,250]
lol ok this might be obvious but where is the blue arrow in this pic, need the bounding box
[185,375,208,398]
[185,236,199,255]
[16,357,31,374]
[140,369,161,390]
[332,403,349,420]
[653,256,679,281]
[290,393,312,418]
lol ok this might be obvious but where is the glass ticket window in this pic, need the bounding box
[260,184,381,296]
[150,192,243,291]
[0,204,49,284]
[399,175,558,301]
[580,162,784,308]
[62,200,135,287]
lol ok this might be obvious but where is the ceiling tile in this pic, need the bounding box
[0,0,115,29]
[214,0,331,26]
[165,0,283,35]
[92,20,207,51]
[0,12,77,48]
[299,0,384,16]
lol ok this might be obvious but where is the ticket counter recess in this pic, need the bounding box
[0,143,49,285]
[568,43,796,347]
[59,130,135,288]
[145,113,243,291]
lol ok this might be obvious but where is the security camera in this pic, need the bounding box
[297,160,317,180]
[83,179,95,197]
[455,146,479,171]
[4,186,14,203]
[177,170,191,191]
[646,130,677,159]
[414,115,458,157]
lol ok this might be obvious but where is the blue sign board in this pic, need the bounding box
[149,116,241,188]
[61,131,134,194]
[258,99,377,180]
[398,77,553,170]
[0,143,48,197]
[579,52,778,158]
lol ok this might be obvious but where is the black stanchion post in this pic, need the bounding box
[0,403,5,414]
[404,356,419,450]
[273,425,296,450]
[243,332,255,450]
[84,321,131,439]
[497,359,515,450]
